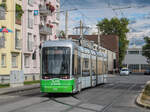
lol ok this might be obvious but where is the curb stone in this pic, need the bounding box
[0,84,40,95]
[135,81,150,109]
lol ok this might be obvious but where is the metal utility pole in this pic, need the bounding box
[65,11,68,40]
[98,27,101,47]
[80,20,83,37]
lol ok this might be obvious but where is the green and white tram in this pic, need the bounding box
[40,40,107,93]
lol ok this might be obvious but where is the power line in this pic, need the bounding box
[66,0,95,25]
[61,0,68,8]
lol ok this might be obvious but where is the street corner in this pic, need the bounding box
[136,81,150,109]
[136,92,150,109]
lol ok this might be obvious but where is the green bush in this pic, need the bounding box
[16,4,24,20]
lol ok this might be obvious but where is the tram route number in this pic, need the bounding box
[51,79,61,86]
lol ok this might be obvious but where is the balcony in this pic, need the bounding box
[28,18,33,29]
[39,25,52,35]
[39,5,52,16]
[28,0,34,6]
[15,38,22,49]
[0,37,5,48]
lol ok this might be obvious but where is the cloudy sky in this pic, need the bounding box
[60,0,150,45]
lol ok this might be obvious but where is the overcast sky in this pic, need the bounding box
[60,0,150,44]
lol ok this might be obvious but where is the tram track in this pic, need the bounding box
[0,82,146,112]
[99,83,138,112]
[75,82,131,102]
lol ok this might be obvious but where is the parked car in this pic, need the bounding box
[120,68,130,76]
[144,70,150,75]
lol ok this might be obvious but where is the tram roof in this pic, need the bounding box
[42,40,76,48]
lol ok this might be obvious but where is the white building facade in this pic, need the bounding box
[123,46,150,73]
[22,0,60,81]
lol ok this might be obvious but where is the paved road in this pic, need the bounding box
[0,74,150,112]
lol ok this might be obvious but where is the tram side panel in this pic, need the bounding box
[91,54,97,87]
[81,53,91,89]
[72,48,82,92]
[97,56,104,84]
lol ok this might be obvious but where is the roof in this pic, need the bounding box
[68,35,119,52]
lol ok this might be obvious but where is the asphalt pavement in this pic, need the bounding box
[0,74,150,112]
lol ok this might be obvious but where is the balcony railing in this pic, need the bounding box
[28,0,34,6]
[15,38,22,49]
[0,36,5,48]
[39,25,52,35]
[39,5,52,16]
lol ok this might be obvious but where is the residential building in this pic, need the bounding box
[22,0,60,81]
[123,46,150,73]
[0,0,22,83]
[22,0,40,81]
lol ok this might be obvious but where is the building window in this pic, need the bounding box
[12,54,18,68]
[15,29,21,49]
[33,59,37,68]
[141,64,150,71]
[2,0,6,2]
[128,64,139,72]
[128,51,139,54]
[24,55,29,68]
[27,33,33,51]
[28,10,33,29]
[1,54,6,67]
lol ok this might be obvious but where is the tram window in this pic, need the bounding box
[42,47,70,77]
[77,56,81,75]
[85,58,89,68]
[82,57,90,76]
[73,49,81,76]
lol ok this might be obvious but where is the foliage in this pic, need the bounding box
[142,37,150,63]
[97,17,129,67]
[0,3,7,10]
[0,84,9,88]
[16,4,24,20]
[59,30,65,38]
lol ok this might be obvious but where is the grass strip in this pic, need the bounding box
[24,80,40,85]
[0,84,9,88]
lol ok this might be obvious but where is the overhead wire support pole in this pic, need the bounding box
[59,8,77,40]
[98,27,101,47]
[65,11,68,40]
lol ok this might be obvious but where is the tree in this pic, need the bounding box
[142,37,150,63]
[97,17,129,67]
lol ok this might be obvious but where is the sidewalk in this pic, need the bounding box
[0,84,40,95]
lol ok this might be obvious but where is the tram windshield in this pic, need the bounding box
[42,47,70,77]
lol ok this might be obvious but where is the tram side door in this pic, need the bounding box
[74,49,82,92]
